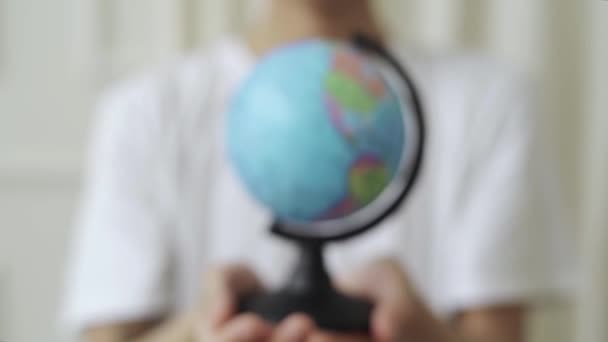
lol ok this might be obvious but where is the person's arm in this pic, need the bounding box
[82,265,315,342]
[84,315,192,342]
[302,259,526,342]
[455,306,526,342]
[62,81,178,340]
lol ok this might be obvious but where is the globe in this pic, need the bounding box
[228,39,407,226]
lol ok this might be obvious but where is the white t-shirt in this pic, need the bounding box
[62,37,576,332]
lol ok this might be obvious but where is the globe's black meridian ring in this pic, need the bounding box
[271,34,427,243]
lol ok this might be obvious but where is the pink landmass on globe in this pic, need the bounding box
[320,154,388,220]
[333,50,387,98]
[326,95,354,140]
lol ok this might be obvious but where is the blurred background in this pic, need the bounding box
[0,0,606,341]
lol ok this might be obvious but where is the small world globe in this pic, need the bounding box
[228,39,406,224]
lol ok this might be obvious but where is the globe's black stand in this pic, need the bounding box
[239,241,372,333]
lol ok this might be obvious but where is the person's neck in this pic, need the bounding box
[247,0,384,56]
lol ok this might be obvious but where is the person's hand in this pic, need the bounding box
[306,259,453,342]
[195,264,317,342]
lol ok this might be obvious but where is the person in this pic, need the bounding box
[62,0,575,341]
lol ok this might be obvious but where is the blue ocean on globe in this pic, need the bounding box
[228,39,407,224]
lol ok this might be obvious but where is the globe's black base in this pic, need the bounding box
[239,242,372,333]
[240,289,372,333]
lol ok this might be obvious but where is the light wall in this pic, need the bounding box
[578,1,608,341]
[0,1,606,341]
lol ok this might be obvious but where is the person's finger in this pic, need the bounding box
[202,265,264,328]
[335,259,418,341]
[307,331,371,342]
[371,305,405,342]
[205,264,264,301]
[272,314,316,342]
[217,313,273,342]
